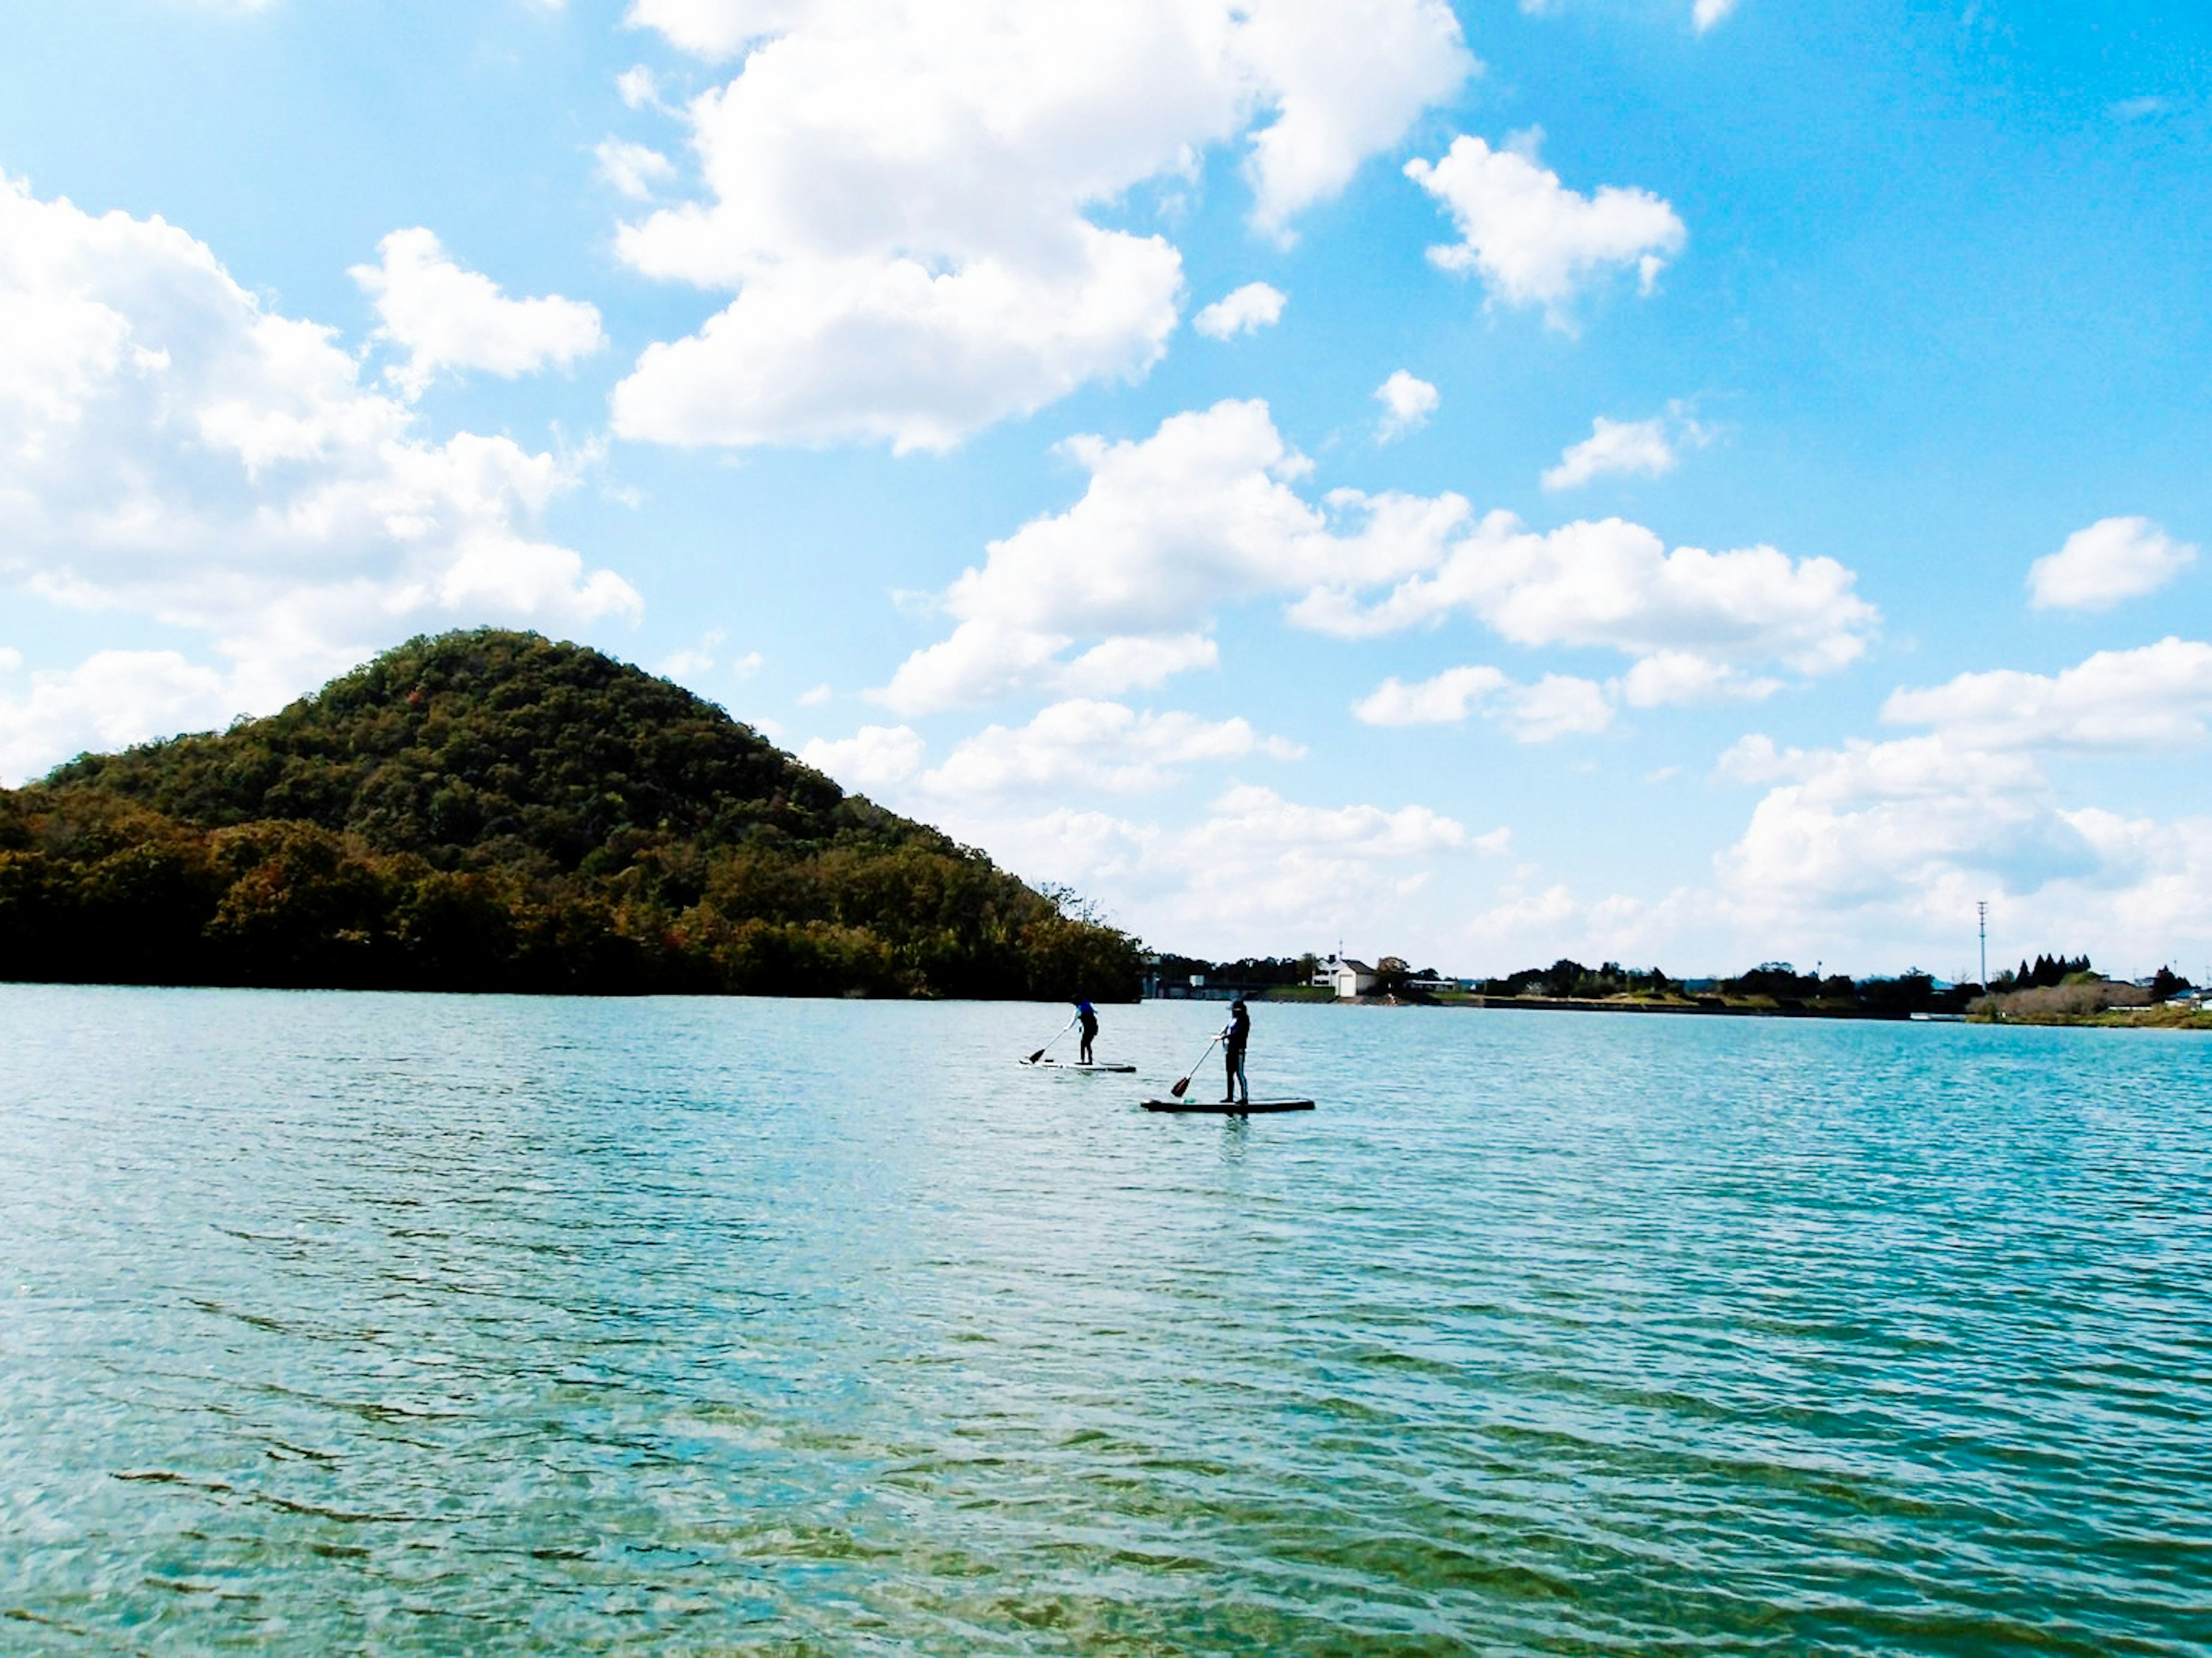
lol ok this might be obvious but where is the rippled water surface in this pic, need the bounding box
[3,987,2209,1652]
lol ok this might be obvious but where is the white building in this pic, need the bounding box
[1315,954,1378,999]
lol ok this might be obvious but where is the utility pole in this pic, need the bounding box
[1977,900,1988,990]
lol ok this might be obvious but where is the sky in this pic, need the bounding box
[2,0,2209,980]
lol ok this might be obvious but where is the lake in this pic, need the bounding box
[2,987,2207,1652]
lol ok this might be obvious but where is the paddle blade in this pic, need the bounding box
[1170,1075,1192,1097]
[1025,1049,1046,1064]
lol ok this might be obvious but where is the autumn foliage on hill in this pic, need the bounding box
[0,630,1141,999]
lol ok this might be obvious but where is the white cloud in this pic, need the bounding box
[0,175,638,780]
[797,723,927,793]
[1192,282,1287,340]
[938,782,1499,957]
[657,627,726,678]
[885,401,1873,715]
[0,648,20,673]
[1353,664,1613,740]
[611,0,1474,450]
[1692,0,1738,32]
[350,228,605,397]
[1406,132,1686,328]
[617,65,666,109]
[1616,650,1778,707]
[1717,733,2107,931]
[918,697,1301,798]
[1373,369,1439,442]
[1542,405,1710,491]
[2108,95,2169,123]
[1353,665,1505,725]
[1881,637,2212,754]
[660,646,715,676]
[1709,640,2212,968]
[2026,515,2197,612]
[1508,673,1615,740]
[624,1,822,59]
[1293,510,1876,681]
[0,651,238,785]
[613,225,1183,454]
[596,138,679,201]
[878,399,1468,712]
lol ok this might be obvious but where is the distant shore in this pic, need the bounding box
[1248,987,2212,1031]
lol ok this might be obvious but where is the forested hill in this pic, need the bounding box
[1,629,1141,999]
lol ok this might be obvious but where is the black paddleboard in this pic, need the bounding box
[1141,1099,1315,1114]
[1021,1060,1138,1073]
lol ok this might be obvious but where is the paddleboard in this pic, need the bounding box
[1141,1099,1315,1114]
[1021,1060,1138,1073]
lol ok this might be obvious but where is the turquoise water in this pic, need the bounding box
[2,987,2208,1653]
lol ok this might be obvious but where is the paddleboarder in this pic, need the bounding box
[1222,997,1250,1105]
[1075,998,1100,1065]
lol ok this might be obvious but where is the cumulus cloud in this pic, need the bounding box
[921,698,1301,798]
[611,0,1473,450]
[1353,665,1613,740]
[878,399,1468,712]
[1373,369,1439,442]
[1881,637,2212,754]
[617,65,666,108]
[936,782,1502,957]
[797,723,928,794]
[2026,515,2197,612]
[1406,132,1685,328]
[0,175,639,780]
[883,400,1874,715]
[596,138,679,201]
[1692,0,1738,32]
[1292,510,1876,683]
[1542,405,1709,491]
[803,696,1302,821]
[657,627,734,679]
[1717,733,2107,929]
[350,228,605,397]
[0,651,240,785]
[1616,650,1778,707]
[1711,642,2212,966]
[1192,282,1287,340]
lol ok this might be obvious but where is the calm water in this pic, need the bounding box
[2,988,2208,1653]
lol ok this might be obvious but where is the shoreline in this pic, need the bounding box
[1238,989,2212,1031]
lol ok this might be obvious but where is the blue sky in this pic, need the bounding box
[2,0,2208,978]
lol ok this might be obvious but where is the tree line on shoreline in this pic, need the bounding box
[0,631,1141,1001]
[1150,953,2194,1016]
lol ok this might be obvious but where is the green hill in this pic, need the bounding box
[0,629,1141,999]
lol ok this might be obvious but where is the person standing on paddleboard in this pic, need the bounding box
[1222,997,1251,1105]
[1075,999,1100,1065]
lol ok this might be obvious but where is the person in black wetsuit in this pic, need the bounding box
[1222,997,1250,1104]
[1075,999,1099,1065]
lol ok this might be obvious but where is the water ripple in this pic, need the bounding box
[2,988,2209,1651]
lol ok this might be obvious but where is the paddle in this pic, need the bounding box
[1168,1034,1221,1098]
[1025,1015,1077,1065]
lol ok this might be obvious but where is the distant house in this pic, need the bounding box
[1318,955,1378,999]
